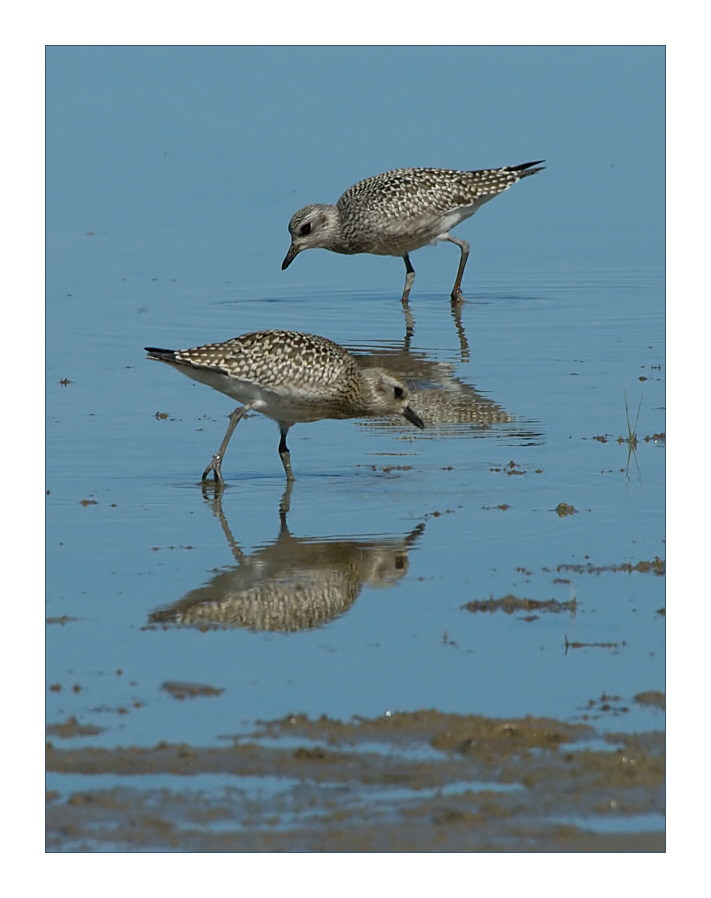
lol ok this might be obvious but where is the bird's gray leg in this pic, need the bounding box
[202,403,255,486]
[401,253,416,304]
[400,254,416,342]
[443,234,470,302]
[278,423,295,482]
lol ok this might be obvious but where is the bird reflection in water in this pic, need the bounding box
[148,489,425,633]
[399,297,469,362]
[346,340,538,439]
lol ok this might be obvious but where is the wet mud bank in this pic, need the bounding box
[46,709,664,852]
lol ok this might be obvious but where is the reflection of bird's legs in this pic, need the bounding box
[205,474,294,554]
[278,423,295,481]
[205,489,245,563]
[279,479,294,520]
[202,401,257,486]
[401,306,415,352]
[450,298,470,363]
[443,234,470,302]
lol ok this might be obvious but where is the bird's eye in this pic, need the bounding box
[299,222,312,237]
[394,386,404,399]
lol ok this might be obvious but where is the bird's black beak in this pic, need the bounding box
[282,245,298,270]
[403,406,425,429]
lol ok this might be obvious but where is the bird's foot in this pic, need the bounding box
[201,456,225,487]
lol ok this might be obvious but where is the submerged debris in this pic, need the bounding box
[161,682,224,700]
[463,594,576,617]
[556,558,665,576]
[555,503,577,517]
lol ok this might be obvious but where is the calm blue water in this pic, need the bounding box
[46,46,664,749]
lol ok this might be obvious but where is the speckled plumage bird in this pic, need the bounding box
[282,161,545,302]
[145,330,424,485]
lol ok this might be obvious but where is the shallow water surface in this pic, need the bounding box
[46,280,665,746]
